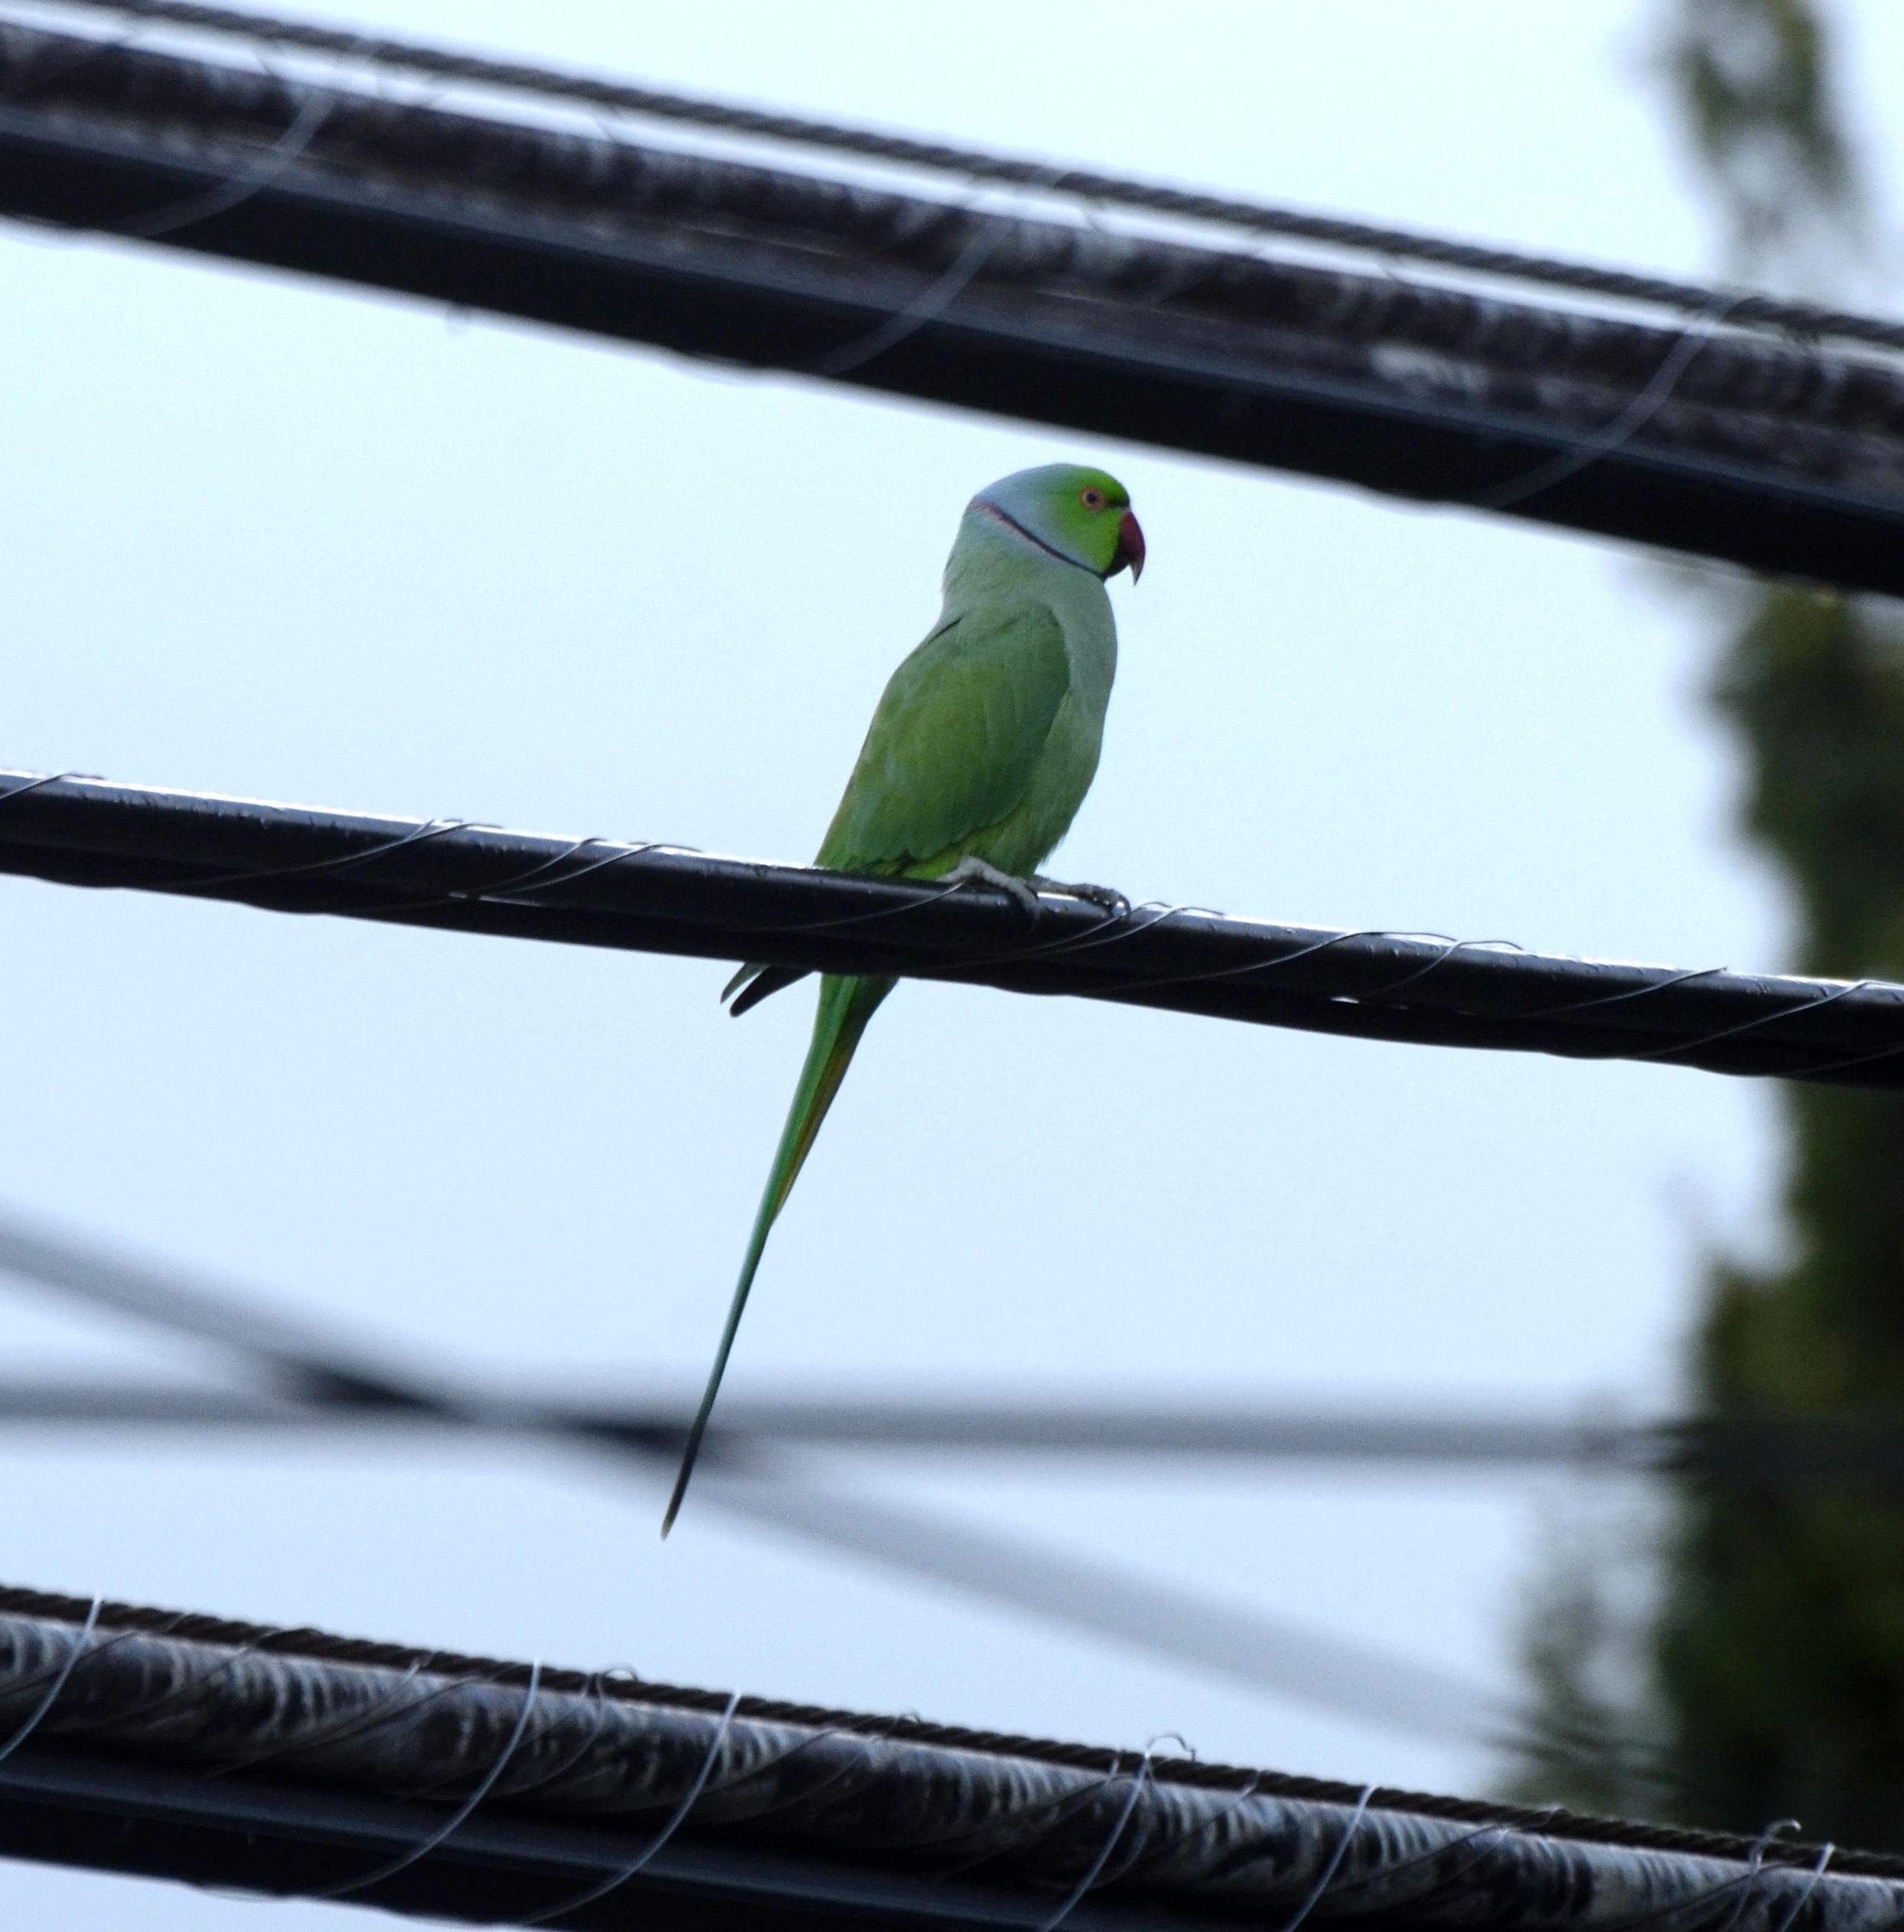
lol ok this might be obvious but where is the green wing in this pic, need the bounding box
[817,600,1071,874]
[722,598,1068,1017]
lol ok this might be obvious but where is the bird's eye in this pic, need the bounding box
[1081,487,1106,510]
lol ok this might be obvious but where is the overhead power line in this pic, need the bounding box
[12,1380,1904,1493]
[8,1194,1904,1758]
[0,1585,1893,1930]
[8,1192,1904,1491]
[0,1202,1503,1739]
[2,770,1901,1089]
[2,14,1904,590]
[34,0,1904,354]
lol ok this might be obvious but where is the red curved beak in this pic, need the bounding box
[1110,510,1146,582]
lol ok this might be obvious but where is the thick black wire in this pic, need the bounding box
[0,1599,1883,1902]
[4,772,1903,1081]
[29,0,1904,354]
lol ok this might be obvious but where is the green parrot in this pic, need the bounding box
[663,462,1145,1533]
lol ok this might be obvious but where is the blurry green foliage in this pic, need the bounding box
[1498,1513,1671,1819]
[1503,0,1904,1842]
[1662,588,1904,1844]
[1659,0,1858,270]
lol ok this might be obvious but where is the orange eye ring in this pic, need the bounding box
[1080,487,1106,510]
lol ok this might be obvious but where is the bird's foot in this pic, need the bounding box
[1029,875,1131,917]
[938,855,1045,922]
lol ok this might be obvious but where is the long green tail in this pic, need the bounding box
[662,972,895,1535]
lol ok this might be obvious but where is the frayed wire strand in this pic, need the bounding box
[1712,1822,1803,1932]
[520,1689,740,1924]
[1622,982,1876,1066]
[1469,293,1746,511]
[1277,1784,1376,1932]
[310,1659,543,1900]
[0,770,94,808]
[158,814,492,894]
[1079,1767,1284,1891]
[500,1664,631,1804]
[1309,1805,1562,1907]
[113,68,337,239]
[1594,1816,1800,1932]
[0,1593,100,1761]
[1766,1842,1835,1932]
[201,1651,437,1779]
[1032,1748,1154,1932]
[1522,965,1730,1021]
[808,206,1008,380]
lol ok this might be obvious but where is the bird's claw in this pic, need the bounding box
[938,855,1045,922]
[1031,876,1131,918]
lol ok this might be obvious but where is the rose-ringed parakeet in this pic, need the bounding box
[663,463,1145,1533]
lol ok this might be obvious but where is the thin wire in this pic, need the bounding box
[788,868,1113,956]
[201,1653,438,1777]
[1469,294,1745,510]
[0,1594,99,1761]
[928,1741,1133,1880]
[111,71,334,238]
[807,206,1012,378]
[309,1660,543,1899]
[719,1706,920,1819]
[1623,980,1875,1065]
[463,840,709,907]
[755,855,1132,953]
[95,1614,270,1735]
[41,1605,203,1725]
[497,1664,624,1802]
[715,872,968,943]
[452,836,637,901]
[1711,1823,1801,1932]
[1276,1784,1375,1932]
[0,769,93,807]
[1521,965,1731,1021]
[1082,925,1442,1002]
[1778,1034,1904,1080]
[1032,1751,1153,1932]
[1596,1817,1801,1932]
[1353,936,1531,999]
[518,1688,739,1925]
[161,815,491,894]
[1012,905,1902,1081]
[1766,1842,1835,1932]
[355,834,683,924]
[36,0,1904,354]
[1311,1807,1560,1904]
[1108,1767,1264,1876]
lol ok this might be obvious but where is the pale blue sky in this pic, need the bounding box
[1,2,1900,1923]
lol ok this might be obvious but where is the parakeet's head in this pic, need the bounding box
[972,464,1145,582]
